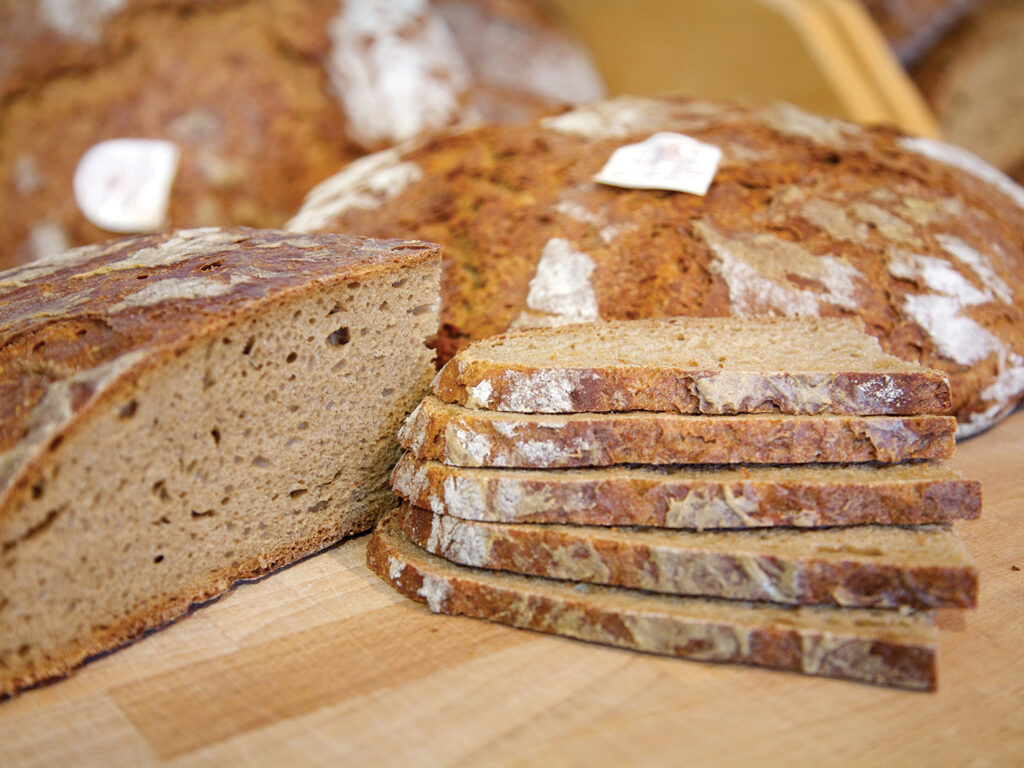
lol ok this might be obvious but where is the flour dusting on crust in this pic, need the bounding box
[327,0,470,149]
[510,238,599,329]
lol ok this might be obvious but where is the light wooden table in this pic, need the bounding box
[1,410,1022,767]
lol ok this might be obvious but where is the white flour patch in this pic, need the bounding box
[554,200,623,244]
[499,369,578,412]
[511,238,600,329]
[541,96,666,139]
[450,426,492,465]
[888,251,990,306]
[416,574,451,612]
[442,475,485,519]
[40,0,124,42]
[466,380,493,409]
[287,146,422,232]
[761,102,852,146]
[698,224,861,316]
[387,556,406,582]
[937,235,1013,304]
[898,136,1024,212]
[106,274,253,313]
[326,0,469,149]
[902,293,1002,366]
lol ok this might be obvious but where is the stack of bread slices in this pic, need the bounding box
[368,316,981,691]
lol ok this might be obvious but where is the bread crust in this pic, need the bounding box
[368,510,939,690]
[0,228,441,696]
[397,503,978,609]
[291,94,1024,437]
[399,397,957,468]
[433,317,952,415]
[390,454,981,528]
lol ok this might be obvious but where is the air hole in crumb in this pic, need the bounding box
[346,281,360,289]
[252,456,270,467]
[382,388,393,396]
[308,500,329,513]
[296,421,308,430]
[211,428,221,444]
[379,300,389,311]
[119,400,138,419]
[136,274,149,280]
[242,337,255,355]
[327,327,350,346]
[31,481,45,500]
[199,261,222,272]
[152,480,171,501]
[327,304,343,316]
[154,555,164,563]
[289,488,307,499]
[408,303,433,316]
[286,352,297,363]
[191,509,214,518]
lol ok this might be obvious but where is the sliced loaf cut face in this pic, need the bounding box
[369,510,938,690]
[398,504,978,609]
[399,397,957,468]
[0,228,440,696]
[390,454,981,528]
[434,316,952,415]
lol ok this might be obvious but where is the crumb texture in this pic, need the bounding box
[0,228,441,696]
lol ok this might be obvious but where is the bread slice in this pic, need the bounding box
[0,228,440,696]
[433,316,952,415]
[369,510,938,690]
[397,504,978,609]
[390,454,981,528]
[399,397,957,468]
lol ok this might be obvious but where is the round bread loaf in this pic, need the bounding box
[0,0,603,269]
[289,95,1024,437]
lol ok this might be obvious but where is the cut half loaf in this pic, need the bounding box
[399,397,957,468]
[397,504,978,609]
[433,316,951,415]
[369,510,938,690]
[0,228,440,696]
[390,454,981,528]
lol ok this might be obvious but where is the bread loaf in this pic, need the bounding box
[0,0,603,268]
[390,454,981,528]
[0,227,440,696]
[913,0,1024,184]
[399,397,957,468]
[396,504,978,608]
[290,95,1024,437]
[368,509,939,690]
[433,316,952,415]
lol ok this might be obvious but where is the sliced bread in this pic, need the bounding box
[397,504,978,609]
[0,228,440,696]
[390,454,981,528]
[399,397,957,468]
[369,509,939,690]
[433,316,952,415]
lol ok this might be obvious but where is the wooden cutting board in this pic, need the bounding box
[0,408,1021,766]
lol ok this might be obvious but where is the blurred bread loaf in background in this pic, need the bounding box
[0,0,604,269]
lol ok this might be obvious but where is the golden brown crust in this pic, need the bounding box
[433,317,953,415]
[368,510,939,690]
[292,94,1024,436]
[399,397,957,468]
[397,504,978,609]
[389,454,982,527]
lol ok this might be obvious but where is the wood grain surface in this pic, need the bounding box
[1,410,1022,767]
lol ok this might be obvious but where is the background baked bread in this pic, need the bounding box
[289,95,1024,437]
[0,0,604,269]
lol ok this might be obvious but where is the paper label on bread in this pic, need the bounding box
[594,131,721,195]
[73,138,180,233]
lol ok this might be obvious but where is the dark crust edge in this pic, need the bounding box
[401,398,958,467]
[367,511,938,691]
[397,504,978,609]
[389,454,982,527]
[434,362,953,416]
